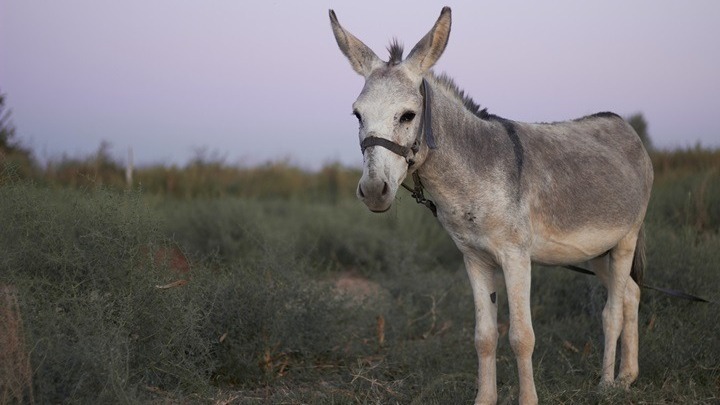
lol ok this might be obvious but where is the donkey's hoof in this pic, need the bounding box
[597,379,617,392]
[598,378,633,395]
[615,373,637,390]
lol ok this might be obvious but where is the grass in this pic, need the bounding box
[1,149,719,404]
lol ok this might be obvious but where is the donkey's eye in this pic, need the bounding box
[353,110,363,124]
[400,111,416,123]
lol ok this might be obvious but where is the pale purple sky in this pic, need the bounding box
[1,1,719,169]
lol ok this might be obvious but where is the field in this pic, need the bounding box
[1,149,719,404]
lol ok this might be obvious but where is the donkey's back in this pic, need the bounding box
[512,112,653,265]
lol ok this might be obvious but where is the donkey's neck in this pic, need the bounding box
[416,76,522,213]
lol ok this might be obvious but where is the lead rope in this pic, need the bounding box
[563,264,713,303]
[401,172,437,217]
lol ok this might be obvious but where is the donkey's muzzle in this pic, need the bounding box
[357,178,393,212]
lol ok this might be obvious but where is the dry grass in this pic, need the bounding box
[0,284,34,405]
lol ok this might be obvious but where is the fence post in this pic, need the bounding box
[126,147,134,188]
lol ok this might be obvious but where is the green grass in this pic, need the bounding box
[1,154,719,404]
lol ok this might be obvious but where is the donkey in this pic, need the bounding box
[329,7,653,405]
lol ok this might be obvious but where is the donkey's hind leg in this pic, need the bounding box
[589,232,637,388]
[589,245,641,388]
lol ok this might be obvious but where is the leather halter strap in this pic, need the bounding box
[359,78,436,164]
[360,136,415,160]
[358,78,438,217]
[421,78,436,149]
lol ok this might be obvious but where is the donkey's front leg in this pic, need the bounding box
[503,252,538,405]
[464,255,499,405]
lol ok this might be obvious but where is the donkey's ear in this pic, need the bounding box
[329,10,382,77]
[405,7,452,73]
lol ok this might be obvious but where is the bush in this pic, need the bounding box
[0,184,385,402]
[0,184,217,402]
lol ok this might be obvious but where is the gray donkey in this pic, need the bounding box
[329,7,653,405]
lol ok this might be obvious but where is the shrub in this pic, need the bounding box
[0,185,214,402]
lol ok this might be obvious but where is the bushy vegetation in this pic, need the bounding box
[0,93,37,183]
[1,95,719,405]
[5,138,361,202]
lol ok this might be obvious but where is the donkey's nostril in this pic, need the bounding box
[358,184,365,198]
[381,182,389,196]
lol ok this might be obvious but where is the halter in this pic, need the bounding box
[359,78,436,164]
[358,78,438,216]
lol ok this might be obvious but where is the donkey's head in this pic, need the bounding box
[330,7,451,212]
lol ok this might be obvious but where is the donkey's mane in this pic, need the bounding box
[387,40,404,66]
[431,72,490,119]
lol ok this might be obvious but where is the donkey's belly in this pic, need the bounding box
[530,226,630,265]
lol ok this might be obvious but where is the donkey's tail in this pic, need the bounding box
[630,225,646,286]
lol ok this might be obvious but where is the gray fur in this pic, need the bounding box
[415,73,652,239]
